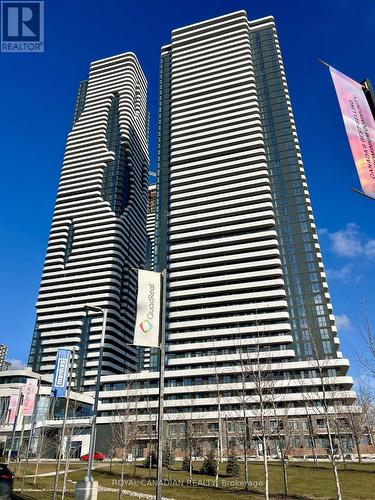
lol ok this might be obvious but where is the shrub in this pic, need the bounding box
[143,450,157,468]
[226,453,240,477]
[182,454,191,471]
[201,449,217,476]
[162,445,175,468]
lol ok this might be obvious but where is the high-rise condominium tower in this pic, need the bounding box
[94,12,354,455]
[28,53,149,389]
[153,11,353,412]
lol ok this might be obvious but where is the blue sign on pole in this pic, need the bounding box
[51,349,71,398]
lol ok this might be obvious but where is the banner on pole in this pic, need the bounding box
[7,394,19,424]
[23,378,38,416]
[133,270,161,348]
[329,66,375,199]
[51,349,71,398]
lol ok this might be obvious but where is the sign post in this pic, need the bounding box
[133,268,166,500]
[52,348,75,500]
[7,387,22,463]
[21,376,41,492]
[156,269,167,500]
[51,349,72,398]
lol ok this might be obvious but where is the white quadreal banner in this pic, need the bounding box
[133,270,161,348]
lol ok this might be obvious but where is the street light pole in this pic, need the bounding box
[85,306,107,482]
[75,305,107,500]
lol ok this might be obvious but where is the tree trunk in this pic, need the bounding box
[168,440,172,482]
[282,460,288,496]
[33,457,40,485]
[189,453,193,481]
[367,427,374,446]
[332,460,342,500]
[215,438,219,488]
[118,459,125,500]
[61,442,72,500]
[309,429,319,468]
[262,434,269,500]
[149,449,152,478]
[243,443,249,491]
[341,442,347,471]
[326,423,342,500]
[355,438,362,464]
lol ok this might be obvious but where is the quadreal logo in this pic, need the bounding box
[139,282,156,334]
[1,1,44,52]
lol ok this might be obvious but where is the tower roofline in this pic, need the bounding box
[171,10,247,37]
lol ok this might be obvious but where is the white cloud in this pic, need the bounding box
[320,223,375,258]
[328,223,362,257]
[335,314,352,331]
[326,264,353,281]
[364,240,375,257]
[8,359,26,370]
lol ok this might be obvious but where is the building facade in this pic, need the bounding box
[0,369,93,458]
[28,53,150,389]
[154,9,352,394]
[16,11,358,460]
[96,12,355,456]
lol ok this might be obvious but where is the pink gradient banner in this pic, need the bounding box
[23,378,38,416]
[7,395,19,424]
[330,67,375,198]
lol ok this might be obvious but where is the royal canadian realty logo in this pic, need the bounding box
[139,319,153,333]
[1,1,44,52]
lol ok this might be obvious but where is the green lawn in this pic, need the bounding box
[12,460,375,499]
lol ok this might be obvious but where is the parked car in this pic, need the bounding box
[0,464,14,499]
[80,452,106,461]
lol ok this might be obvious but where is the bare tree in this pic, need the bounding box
[270,404,293,496]
[301,398,320,467]
[61,411,94,500]
[246,349,275,500]
[234,336,252,491]
[143,390,157,478]
[330,405,349,471]
[233,327,280,498]
[299,332,348,500]
[163,419,175,482]
[110,380,140,500]
[343,383,375,463]
[239,326,283,500]
[210,345,224,488]
[33,423,58,484]
[181,402,206,481]
[357,301,375,378]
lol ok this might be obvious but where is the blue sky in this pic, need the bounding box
[1,0,374,375]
